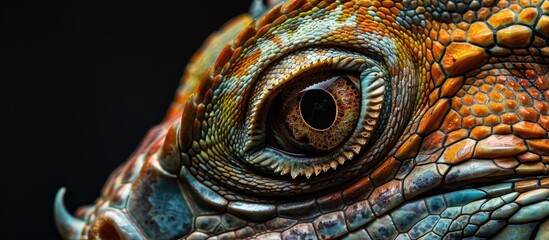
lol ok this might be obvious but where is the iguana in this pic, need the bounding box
[55,0,549,239]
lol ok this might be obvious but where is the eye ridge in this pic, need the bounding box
[242,47,388,180]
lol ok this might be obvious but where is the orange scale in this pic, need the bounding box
[471,105,490,117]
[504,100,518,110]
[485,115,501,126]
[463,116,476,129]
[515,92,532,105]
[534,100,549,114]
[494,124,512,134]
[513,122,547,138]
[501,112,520,124]
[488,102,505,114]
[517,107,539,121]
[471,126,492,140]
[462,95,475,105]
[445,129,469,146]
[474,92,488,103]
[489,91,503,102]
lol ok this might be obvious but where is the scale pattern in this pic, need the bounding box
[55,0,549,239]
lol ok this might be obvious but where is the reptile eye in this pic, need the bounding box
[269,73,360,155]
[244,47,388,179]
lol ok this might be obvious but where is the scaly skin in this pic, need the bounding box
[55,0,549,239]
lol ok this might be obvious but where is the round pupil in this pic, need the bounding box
[299,89,337,130]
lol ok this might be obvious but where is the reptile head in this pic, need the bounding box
[56,0,549,239]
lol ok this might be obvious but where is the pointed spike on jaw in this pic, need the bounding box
[54,188,85,240]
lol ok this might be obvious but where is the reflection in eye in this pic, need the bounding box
[269,72,360,155]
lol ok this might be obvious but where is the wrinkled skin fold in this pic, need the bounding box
[56,0,549,239]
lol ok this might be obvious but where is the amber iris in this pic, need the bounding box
[299,89,337,130]
[270,73,360,153]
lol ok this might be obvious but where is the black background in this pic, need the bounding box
[2,1,251,238]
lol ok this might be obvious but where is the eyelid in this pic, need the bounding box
[243,47,377,154]
[235,46,391,180]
